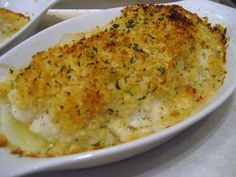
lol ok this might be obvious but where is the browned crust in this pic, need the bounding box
[0,8,30,42]
[0,4,227,157]
[0,133,8,146]
[0,8,30,21]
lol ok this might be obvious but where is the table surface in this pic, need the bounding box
[10,0,236,176]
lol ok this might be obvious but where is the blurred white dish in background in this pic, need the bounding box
[0,0,61,55]
[0,0,236,176]
[38,9,102,31]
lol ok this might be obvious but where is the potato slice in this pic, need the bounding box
[0,104,49,153]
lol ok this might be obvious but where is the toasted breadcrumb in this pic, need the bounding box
[0,8,30,42]
[0,4,226,157]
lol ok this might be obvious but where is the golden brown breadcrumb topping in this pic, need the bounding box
[0,4,226,157]
[0,8,30,42]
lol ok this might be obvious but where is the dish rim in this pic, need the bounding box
[0,0,61,52]
[0,0,236,176]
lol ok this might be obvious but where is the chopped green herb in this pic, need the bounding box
[133,43,144,53]
[147,34,155,39]
[91,141,101,147]
[125,90,133,96]
[130,57,134,64]
[77,53,82,58]
[141,116,151,120]
[86,50,95,58]
[143,6,149,11]
[157,67,166,75]
[224,28,227,35]
[107,108,114,113]
[92,46,98,54]
[77,109,80,116]
[55,80,62,87]
[112,24,119,29]
[42,56,48,60]
[9,68,14,74]
[144,18,149,24]
[60,66,66,73]
[115,80,121,90]
[138,95,147,100]
[67,65,72,73]
[127,19,136,28]
[25,64,31,70]
[104,59,109,64]
[158,16,164,21]
[87,62,95,66]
